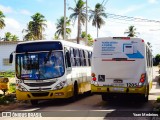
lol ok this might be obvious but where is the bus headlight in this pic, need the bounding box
[17,84,28,91]
[53,81,66,90]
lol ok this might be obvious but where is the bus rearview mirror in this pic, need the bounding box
[9,53,13,63]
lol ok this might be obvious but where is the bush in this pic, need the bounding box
[0,94,16,104]
[0,71,15,78]
[9,83,16,93]
[156,97,160,103]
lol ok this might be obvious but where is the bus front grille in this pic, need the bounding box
[31,92,49,97]
[25,82,55,87]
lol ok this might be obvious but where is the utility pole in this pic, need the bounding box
[85,0,88,45]
[64,0,66,40]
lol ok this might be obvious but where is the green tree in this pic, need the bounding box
[0,11,5,29]
[53,34,59,40]
[89,3,107,37]
[11,35,19,41]
[4,32,12,41]
[69,0,86,44]
[154,54,160,66]
[87,34,93,46]
[55,16,71,39]
[22,22,34,41]
[81,31,87,38]
[80,31,93,46]
[124,25,139,37]
[23,13,47,40]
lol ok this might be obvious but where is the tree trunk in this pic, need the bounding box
[77,14,81,44]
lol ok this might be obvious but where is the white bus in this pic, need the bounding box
[10,40,92,105]
[91,37,153,102]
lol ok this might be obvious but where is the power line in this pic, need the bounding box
[106,19,160,27]
[106,13,160,24]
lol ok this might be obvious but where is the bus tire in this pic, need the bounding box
[30,100,38,105]
[142,85,149,102]
[73,82,78,98]
[69,82,78,102]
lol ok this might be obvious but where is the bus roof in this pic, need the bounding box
[17,40,92,51]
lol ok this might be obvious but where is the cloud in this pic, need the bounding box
[148,0,158,4]
[44,21,56,39]
[117,4,147,15]
[0,18,24,40]
[5,18,21,29]
[20,10,32,15]
[83,17,160,56]
[0,4,14,13]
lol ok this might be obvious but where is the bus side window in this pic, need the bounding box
[80,50,84,66]
[65,51,71,68]
[90,52,92,66]
[88,51,91,66]
[78,50,81,66]
[83,50,87,66]
[74,49,80,66]
[70,48,75,66]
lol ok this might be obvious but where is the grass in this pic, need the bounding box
[0,71,15,78]
[0,94,16,105]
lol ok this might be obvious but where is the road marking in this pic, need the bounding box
[11,108,40,112]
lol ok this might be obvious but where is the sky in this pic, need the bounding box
[0,0,160,56]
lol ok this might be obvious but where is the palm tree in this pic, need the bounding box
[11,35,19,41]
[147,42,152,48]
[4,32,12,41]
[55,16,71,39]
[31,13,47,40]
[53,34,59,40]
[69,0,86,44]
[124,25,139,37]
[0,11,5,29]
[89,3,107,37]
[22,22,35,41]
[23,13,47,40]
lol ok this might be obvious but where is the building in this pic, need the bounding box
[0,41,19,71]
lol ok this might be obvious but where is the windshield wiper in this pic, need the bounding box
[45,50,52,64]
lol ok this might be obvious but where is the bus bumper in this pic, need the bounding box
[16,85,73,100]
[91,84,146,95]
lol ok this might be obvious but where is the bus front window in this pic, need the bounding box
[16,51,65,80]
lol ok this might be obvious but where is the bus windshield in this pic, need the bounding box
[16,51,65,80]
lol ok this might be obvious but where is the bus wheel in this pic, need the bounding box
[30,100,38,105]
[73,82,78,99]
[70,82,78,102]
[142,85,149,102]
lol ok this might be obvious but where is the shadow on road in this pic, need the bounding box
[16,92,93,110]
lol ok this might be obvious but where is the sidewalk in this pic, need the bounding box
[149,66,160,101]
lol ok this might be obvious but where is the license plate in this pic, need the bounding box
[113,88,124,91]
[112,83,124,87]
[114,79,123,83]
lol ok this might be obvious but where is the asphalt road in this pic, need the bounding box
[1,67,160,120]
